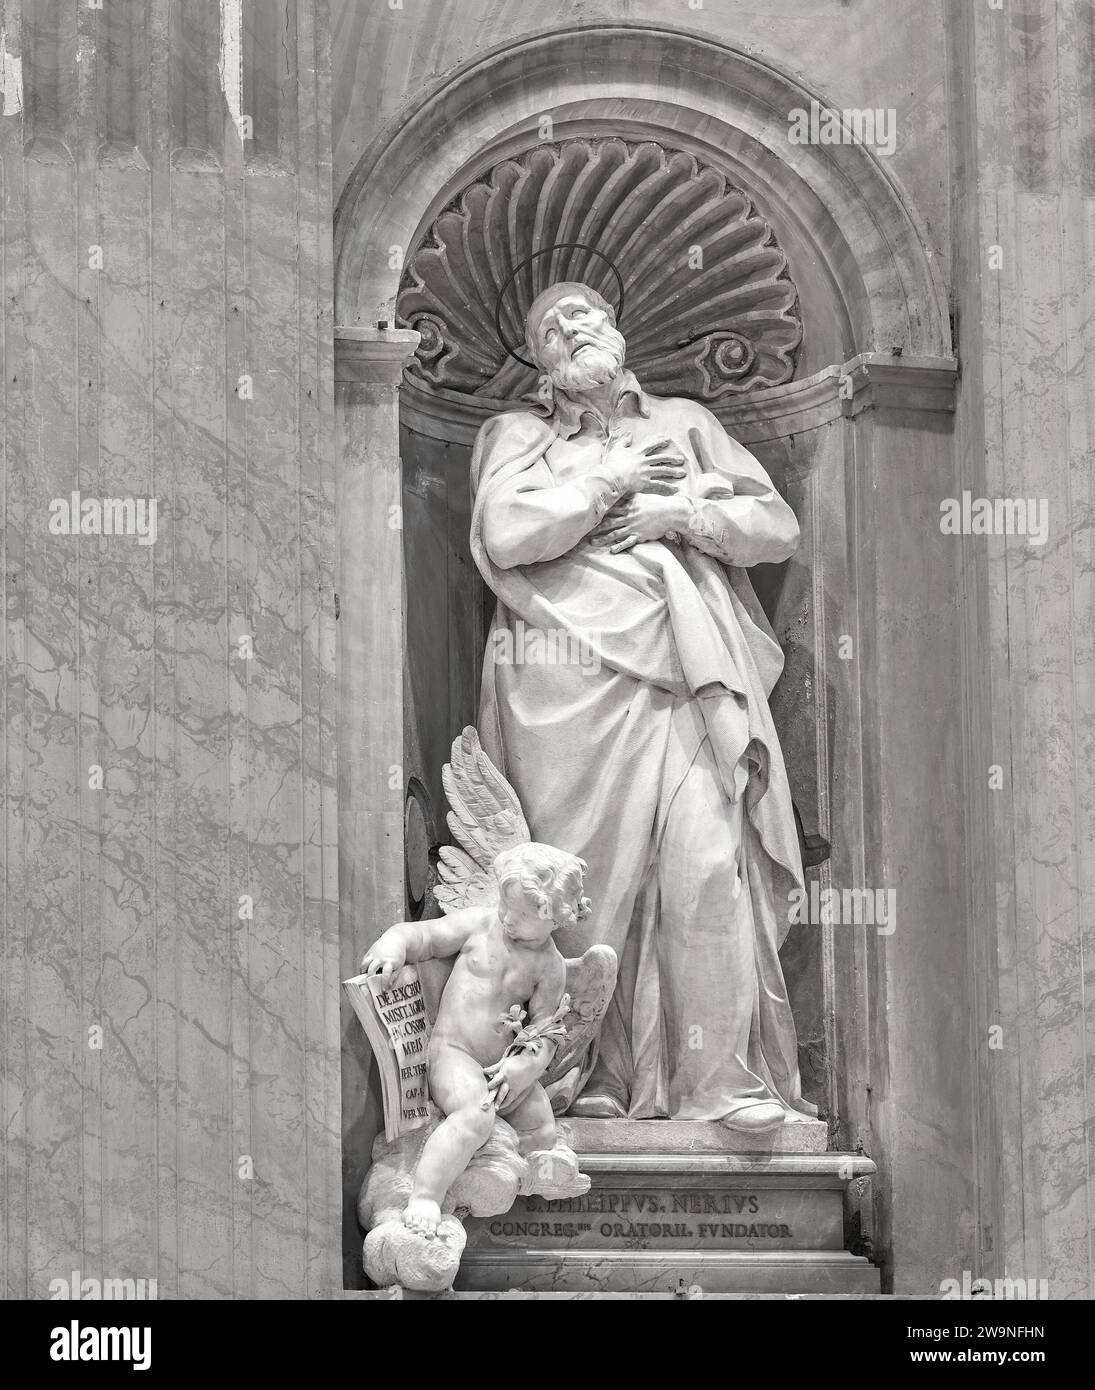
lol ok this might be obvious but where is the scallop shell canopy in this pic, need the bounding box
[396,138,803,402]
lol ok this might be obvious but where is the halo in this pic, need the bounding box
[493,243,626,370]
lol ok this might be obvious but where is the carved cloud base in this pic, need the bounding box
[358,1111,590,1292]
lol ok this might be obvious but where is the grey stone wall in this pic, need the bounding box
[946,0,1095,1304]
[0,0,341,1299]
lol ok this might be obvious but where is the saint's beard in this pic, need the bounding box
[545,325,627,393]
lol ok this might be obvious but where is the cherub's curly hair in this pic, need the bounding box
[493,842,593,930]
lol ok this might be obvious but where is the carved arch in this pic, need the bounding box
[335,23,951,364]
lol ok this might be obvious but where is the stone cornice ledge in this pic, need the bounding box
[335,326,421,384]
[719,353,958,442]
[578,1153,878,1180]
[397,353,958,446]
[836,352,959,418]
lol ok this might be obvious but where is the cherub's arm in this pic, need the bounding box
[361,912,477,981]
[522,956,569,1075]
[483,957,568,1108]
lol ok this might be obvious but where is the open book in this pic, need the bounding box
[343,967,432,1142]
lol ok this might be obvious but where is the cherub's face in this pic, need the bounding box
[499,887,557,945]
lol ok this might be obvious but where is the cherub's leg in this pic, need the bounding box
[502,1082,557,1156]
[404,1045,493,1238]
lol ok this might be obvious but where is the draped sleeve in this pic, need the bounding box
[679,405,799,568]
[480,445,628,571]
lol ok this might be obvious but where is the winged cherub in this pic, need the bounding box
[361,729,616,1240]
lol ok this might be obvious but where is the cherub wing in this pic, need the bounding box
[433,726,531,915]
[542,944,619,1110]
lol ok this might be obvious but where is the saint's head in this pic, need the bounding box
[524,281,627,393]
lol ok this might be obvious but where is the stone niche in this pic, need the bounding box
[394,133,833,1091]
[334,24,959,1293]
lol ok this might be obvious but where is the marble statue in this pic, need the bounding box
[357,729,617,1290]
[363,843,588,1238]
[470,280,818,1133]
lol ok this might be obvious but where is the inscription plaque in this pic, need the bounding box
[463,1176,842,1254]
[456,1149,879,1294]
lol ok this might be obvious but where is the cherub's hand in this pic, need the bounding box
[361,936,406,986]
[483,1049,546,1110]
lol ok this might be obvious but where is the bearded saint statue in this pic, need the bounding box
[468,279,817,1133]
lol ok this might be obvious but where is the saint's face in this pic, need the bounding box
[532,294,620,376]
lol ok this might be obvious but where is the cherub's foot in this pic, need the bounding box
[402,1196,442,1238]
[518,1140,591,1201]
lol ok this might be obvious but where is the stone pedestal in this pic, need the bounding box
[455,1120,879,1294]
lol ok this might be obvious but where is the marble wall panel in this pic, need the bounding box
[0,0,340,1300]
[947,0,1095,1302]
